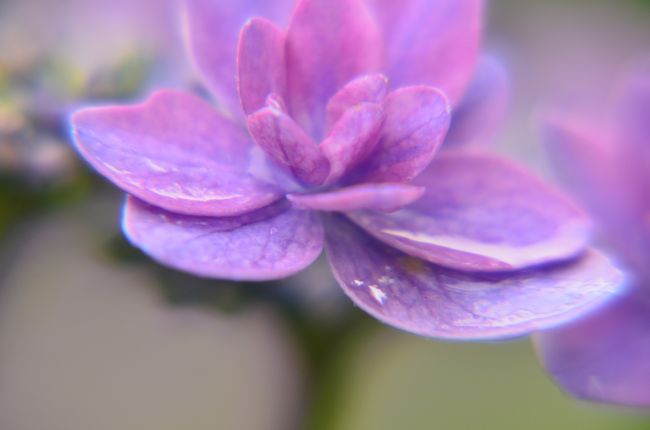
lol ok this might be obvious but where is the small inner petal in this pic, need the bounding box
[347,85,451,184]
[247,105,330,186]
[285,0,383,139]
[325,74,389,134]
[237,17,287,115]
[321,102,385,184]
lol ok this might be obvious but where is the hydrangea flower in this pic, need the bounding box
[71,0,622,340]
[539,66,650,406]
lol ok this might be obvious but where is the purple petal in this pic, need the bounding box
[535,288,650,407]
[349,86,450,184]
[348,151,591,272]
[321,103,384,184]
[541,113,640,217]
[325,215,623,340]
[325,74,388,133]
[237,18,287,116]
[616,70,650,186]
[286,0,382,139]
[445,56,511,148]
[288,184,424,213]
[72,90,282,217]
[541,113,650,273]
[182,0,294,117]
[123,197,324,281]
[247,106,330,185]
[367,0,483,105]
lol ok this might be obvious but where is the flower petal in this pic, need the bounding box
[247,106,330,185]
[325,215,623,340]
[321,103,384,184]
[123,197,324,281]
[535,288,650,407]
[367,0,483,105]
[325,74,388,133]
[286,0,382,139]
[348,86,450,184]
[72,90,282,217]
[348,151,591,272]
[287,183,424,213]
[617,69,650,179]
[541,112,650,273]
[237,18,287,115]
[182,0,294,117]
[445,56,511,148]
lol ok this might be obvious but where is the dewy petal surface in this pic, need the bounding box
[123,197,324,281]
[348,151,591,272]
[325,74,388,133]
[72,90,282,217]
[349,86,450,184]
[321,102,384,184]
[182,0,295,117]
[535,288,650,407]
[237,18,287,116]
[247,106,330,185]
[367,0,483,105]
[445,56,510,148]
[286,0,382,139]
[325,216,623,340]
[287,183,424,213]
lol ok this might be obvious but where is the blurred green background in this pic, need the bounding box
[0,1,649,429]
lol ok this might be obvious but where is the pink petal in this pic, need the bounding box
[237,18,287,116]
[541,112,650,273]
[445,56,511,148]
[285,0,382,139]
[287,183,424,213]
[247,106,330,185]
[325,215,623,340]
[123,197,324,281]
[350,86,450,184]
[348,151,591,272]
[367,0,483,105]
[325,74,388,133]
[72,90,282,217]
[182,0,295,117]
[321,103,384,184]
[535,288,650,407]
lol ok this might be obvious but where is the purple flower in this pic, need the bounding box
[539,65,650,406]
[71,0,622,340]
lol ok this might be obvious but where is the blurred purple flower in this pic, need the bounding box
[71,0,622,340]
[539,65,650,406]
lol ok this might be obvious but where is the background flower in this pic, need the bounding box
[539,64,650,407]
